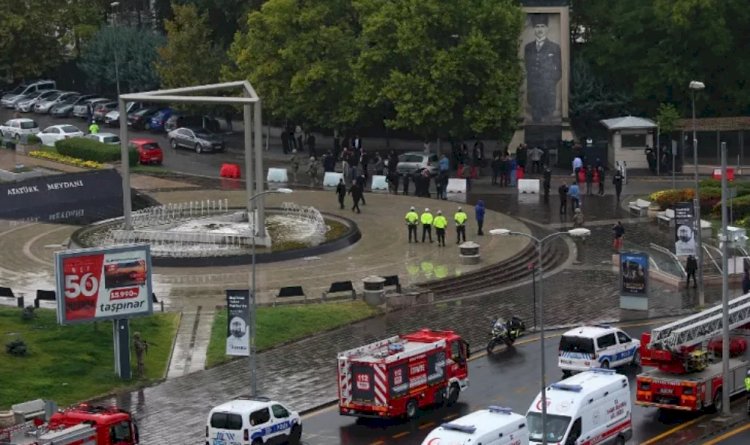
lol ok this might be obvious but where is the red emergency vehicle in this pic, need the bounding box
[337,329,469,419]
[0,403,138,445]
[636,294,750,412]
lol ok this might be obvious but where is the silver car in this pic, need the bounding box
[168,127,226,153]
[15,90,59,112]
[73,97,108,119]
[396,151,439,176]
[34,91,78,114]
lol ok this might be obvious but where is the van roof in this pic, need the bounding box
[209,397,273,415]
[561,325,615,338]
[425,407,526,442]
[528,370,628,417]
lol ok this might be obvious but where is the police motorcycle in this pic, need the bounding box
[486,315,526,353]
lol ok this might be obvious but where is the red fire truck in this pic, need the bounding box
[635,294,750,412]
[0,403,138,445]
[337,329,470,419]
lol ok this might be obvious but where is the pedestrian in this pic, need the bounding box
[475,200,485,236]
[335,178,346,209]
[454,207,468,244]
[355,174,367,205]
[387,169,400,194]
[307,157,320,187]
[585,165,594,195]
[437,170,449,200]
[572,155,583,177]
[568,181,580,211]
[743,270,750,294]
[529,146,544,173]
[88,120,99,135]
[421,207,434,243]
[543,166,551,198]
[686,255,698,289]
[572,207,584,228]
[373,153,384,176]
[295,125,304,152]
[612,221,625,252]
[439,154,450,175]
[509,155,518,187]
[745,370,750,414]
[349,181,362,213]
[405,206,419,243]
[597,165,606,196]
[434,210,448,247]
[133,332,148,378]
[462,162,472,192]
[558,182,569,214]
[500,152,510,187]
[402,173,410,195]
[289,150,300,183]
[306,132,316,158]
[613,169,624,203]
[516,144,527,171]
[491,154,501,185]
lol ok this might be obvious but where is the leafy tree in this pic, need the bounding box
[78,26,165,95]
[656,102,680,145]
[156,3,223,89]
[569,55,630,139]
[171,0,260,48]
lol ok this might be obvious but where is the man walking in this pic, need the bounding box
[307,157,320,187]
[529,146,544,173]
[421,207,434,243]
[434,210,448,247]
[355,174,367,205]
[454,207,467,244]
[558,182,569,214]
[597,164,606,196]
[613,169,624,203]
[585,165,594,195]
[405,206,419,243]
[335,178,346,209]
[475,200,485,236]
[686,255,698,289]
[612,221,625,252]
[568,181,580,211]
[290,149,300,183]
[349,181,363,213]
[543,166,551,199]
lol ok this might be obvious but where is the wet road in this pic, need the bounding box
[711,426,750,444]
[300,323,702,445]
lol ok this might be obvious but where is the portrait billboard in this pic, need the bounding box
[522,12,563,125]
[55,244,153,325]
[674,201,696,256]
[620,252,649,297]
[226,289,251,357]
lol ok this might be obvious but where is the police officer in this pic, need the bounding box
[88,120,99,135]
[745,369,750,414]
[433,210,448,247]
[454,207,467,244]
[405,206,419,243]
[420,207,434,243]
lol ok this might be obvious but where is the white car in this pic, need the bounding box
[0,118,40,140]
[558,325,640,377]
[85,132,120,145]
[104,102,142,126]
[37,125,84,146]
[206,397,302,445]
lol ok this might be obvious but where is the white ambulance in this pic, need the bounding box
[526,369,632,445]
[420,406,528,445]
[558,325,640,377]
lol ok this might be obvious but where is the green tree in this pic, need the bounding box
[569,55,630,139]
[156,3,223,89]
[78,26,165,95]
[656,102,680,147]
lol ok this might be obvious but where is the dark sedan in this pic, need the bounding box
[167,127,226,154]
[127,107,159,130]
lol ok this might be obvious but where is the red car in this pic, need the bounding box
[129,138,163,165]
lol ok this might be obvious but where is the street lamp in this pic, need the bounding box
[110,2,121,97]
[248,187,292,396]
[689,80,705,306]
[490,227,591,445]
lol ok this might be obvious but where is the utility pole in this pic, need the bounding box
[720,141,730,416]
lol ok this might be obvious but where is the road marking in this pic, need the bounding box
[392,431,410,439]
[444,413,459,420]
[419,421,435,430]
[639,417,703,445]
[368,441,386,445]
[703,422,750,445]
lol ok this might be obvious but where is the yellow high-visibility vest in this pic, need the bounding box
[421,212,433,225]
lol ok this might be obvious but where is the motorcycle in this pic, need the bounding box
[486,316,526,353]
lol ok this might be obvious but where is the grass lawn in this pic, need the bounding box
[131,164,168,175]
[206,301,381,368]
[0,307,179,410]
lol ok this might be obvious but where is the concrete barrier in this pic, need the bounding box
[323,172,344,188]
[267,168,288,183]
[370,175,388,191]
[446,178,467,194]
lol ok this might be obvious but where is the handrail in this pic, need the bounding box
[649,243,687,277]
[703,244,723,274]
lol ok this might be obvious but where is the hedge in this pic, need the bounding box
[649,189,695,210]
[55,137,137,166]
[713,194,750,220]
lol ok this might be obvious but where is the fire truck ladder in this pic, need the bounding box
[648,293,750,351]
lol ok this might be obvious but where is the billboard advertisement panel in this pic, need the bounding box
[674,201,696,256]
[55,244,153,325]
[620,251,649,297]
[226,289,250,357]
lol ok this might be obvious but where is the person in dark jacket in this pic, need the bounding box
[743,270,750,294]
[686,255,698,289]
[402,173,410,195]
[585,165,594,195]
[543,166,551,198]
[475,200,485,236]
[355,174,367,205]
[558,182,569,214]
[612,170,624,203]
[335,179,347,209]
[597,165,605,196]
[491,154,501,185]
[349,182,363,213]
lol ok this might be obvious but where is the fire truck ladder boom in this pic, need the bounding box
[648,293,750,351]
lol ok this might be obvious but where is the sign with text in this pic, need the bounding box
[620,251,649,297]
[674,201,696,256]
[226,289,251,357]
[55,244,153,325]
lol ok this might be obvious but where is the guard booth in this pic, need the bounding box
[600,116,657,170]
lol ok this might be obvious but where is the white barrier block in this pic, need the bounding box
[518,179,540,194]
[323,172,344,187]
[267,168,288,183]
[446,178,467,194]
[370,175,388,191]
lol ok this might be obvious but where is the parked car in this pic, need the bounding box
[396,151,439,176]
[92,101,118,122]
[149,108,174,132]
[34,91,79,114]
[73,97,109,119]
[51,94,96,118]
[129,138,163,165]
[15,90,59,113]
[127,107,159,130]
[1,80,56,108]
[0,118,40,139]
[104,102,143,127]
[164,113,221,133]
[37,124,84,146]
[168,127,226,153]
[85,132,120,145]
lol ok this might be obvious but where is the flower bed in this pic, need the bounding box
[29,150,104,169]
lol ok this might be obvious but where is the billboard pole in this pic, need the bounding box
[113,319,131,379]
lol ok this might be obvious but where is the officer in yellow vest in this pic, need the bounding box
[420,207,434,243]
[745,369,750,413]
[433,210,448,246]
[405,206,419,243]
[454,207,468,244]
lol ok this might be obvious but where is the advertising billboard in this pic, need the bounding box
[55,244,153,325]
[620,251,649,297]
[226,289,251,357]
[674,201,696,256]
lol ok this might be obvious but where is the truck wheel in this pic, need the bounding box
[434,388,445,406]
[562,370,572,378]
[600,360,610,369]
[447,383,460,406]
[252,439,262,445]
[711,390,723,413]
[614,436,626,445]
[406,399,418,419]
[289,424,302,445]
[632,349,641,367]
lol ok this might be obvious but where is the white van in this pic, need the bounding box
[526,369,631,445]
[206,397,302,445]
[558,325,640,377]
[421,406,528,445]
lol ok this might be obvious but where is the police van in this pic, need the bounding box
[206,396,302,445]
[420,406,528,445]
[558,325,640,377]
[526,369,632,445]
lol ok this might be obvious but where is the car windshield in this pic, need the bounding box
[102,135,120,144]
[62,95,79,104]
[401,155,423,163]
[60,125,79,133]
[559,336,595,354]
[8,85,26,94]
[44,92,61,101]
[20,121,37,129]
[137,108,156,116]
[527,412,571,443]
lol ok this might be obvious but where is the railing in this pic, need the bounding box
[649,243,687,278]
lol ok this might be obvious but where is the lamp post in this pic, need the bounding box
[248,187,292,396]
[110,2,121,97]
[490,227,591,445]
[689,80,705,306]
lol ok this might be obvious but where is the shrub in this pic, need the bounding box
[55,137,137,166]
[714,194,750,220]
[700,187,722,214]
[649,189,695,210]
[26,135,41,145]
[29,150,104,169]
[6,339,27,356]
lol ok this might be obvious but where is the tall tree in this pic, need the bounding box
[156,3,223,89]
